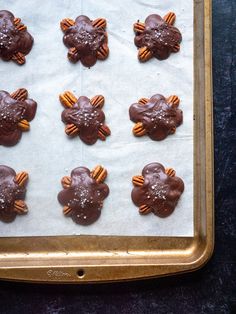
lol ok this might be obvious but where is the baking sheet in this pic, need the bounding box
[0,0,193,236]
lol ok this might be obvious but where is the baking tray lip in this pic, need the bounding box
[0,0,213,283]
[0,235,214,284]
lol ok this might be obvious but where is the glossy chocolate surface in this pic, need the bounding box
[0,90,37,146]
[62,96,106,145]
[0,165,27,223]
[0,10,33,62]
[132,163,184,218]
[63,15,107,67]
[134,14,182,60]
[58,167,109,225]
[129,94,183,141]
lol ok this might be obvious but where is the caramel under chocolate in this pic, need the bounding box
[61,15,109,67]
[0,10,33,64]
[134,13,182,61]
[0,89,37,146]
[132,163,184,218]
[0,165,28,223]
[58,166,109,225]
[60,94,110,145]
[129,94,183,141]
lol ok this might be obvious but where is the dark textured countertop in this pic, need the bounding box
[0,0,235,313]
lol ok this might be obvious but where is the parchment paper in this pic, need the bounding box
[0,0,193,236]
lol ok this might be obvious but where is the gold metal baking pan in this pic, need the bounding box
[0,0,213,283]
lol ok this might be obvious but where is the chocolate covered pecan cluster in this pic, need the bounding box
[0,89,37,146]
[0,165,29,223]
[0,10,34,64]
[60,15,109,67]
[60,91,110,145]
[129,94,183,141]
[133,12,182,62]
[132,163,184,218]
[58,165,109,225]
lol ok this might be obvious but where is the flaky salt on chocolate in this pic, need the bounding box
[60,15,109,67]
[0,89,37,146]
[58,165,109,225]
[132,163,184,218]
[0,165,29,223]
[59,91,111,145]
[129,94,183,141]
[133,12,182,62]
[0,10,34,65]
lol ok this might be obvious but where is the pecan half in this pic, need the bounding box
[65,124,79,137]
[60,18,75,32]
[167,95,180,107]
[59,91,77,108]
[91,165,107,183]
[14,200,28,214]
[63,205,73,216]
[173,44,180,52]
[165,168,176,177]
[133,21,145,33]
[61,176,72,189]
[92,18,106,29]
[13,17,21,25]
[97,44,109,60]
[138,46,153,62]
[133,122,146,137]
[170,126,176,134]
[14,172,29,187]
[12,52,25,65]
[15,23,27,32]
[163,12,176,25]
[11,88,28,101]
[139,205,152,215]
[68,47,80,63]
[14,17,27,31]
[18,119,30,131]
[138,98,149,105]
[98,125,111,141]
[132,175,144,187]
[90,95,105,108]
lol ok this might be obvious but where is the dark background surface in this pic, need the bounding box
[0,0,235,313]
